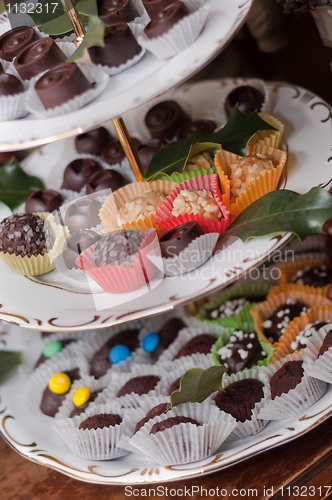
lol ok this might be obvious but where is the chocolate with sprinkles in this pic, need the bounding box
[262,299,308,344]
[0,213,49,258]
[217,330,267,374]
[291,321,331,352]
[92,230,143,267]
[292,265,332,288]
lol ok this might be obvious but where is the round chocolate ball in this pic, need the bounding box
[0,213,48,257]
[64,198,102,233]
[144,0,189,39]
[175,119,216,141]
[61,158,102,192]
[142,0,176,18]
[145,100,190,140]
[99,0,139,24]
[25,189,63,214]
[159,221,203,258]
[62,230,102,269]
[224,85,265,118]
[102,138,142,166]
[137,138,164,174]
[0,73,25,97]
[0,26,38,62]
[14,37,67,81]
[86,169,128,194]
[75,127,113,156]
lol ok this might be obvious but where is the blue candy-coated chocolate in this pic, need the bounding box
[143,332,160,353]
[109,344,131,364]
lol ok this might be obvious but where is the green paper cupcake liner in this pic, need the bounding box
[158,167,217,182]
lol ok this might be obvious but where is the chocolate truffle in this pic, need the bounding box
[270,360,304,399]
[0,213,48,257]
[150,317,186,361]
[144,1,190,39]
[90,328,140,379]
[173,333,215,359]
[61,230,102,270]
[135,402,168,433]
[215,379,264,422]
[88,22,141,68]
[0,73,25,97]
[86,169,127,195]
[224,85,265,118]
[142,0,176,18]
[292,265,332,288]
[61,158,102,192]
[40,368,80,417]
[317,327,332,357]
[159,221,203,259]
[291,321,330,352]
[102,139,126,165]
[137,138,164,174]
[118,190,165,224]
[150,416,201,434]
[25,189,63,214]
[145,100,190,140]
[206,295,266,321]
[79,412,122,430]
[34,339,74,368]
[99,0,139,24]
[175,119,216,141]
[116,375,160,397]
[262,299,308,344]
[217,330,267,374]
[92,230,143,267]
[69,390,100,418]
[75,127,113,156]
[64,199,102,233]
[35,63,93,110]
[14,37,67,80]
[0,26,38,62]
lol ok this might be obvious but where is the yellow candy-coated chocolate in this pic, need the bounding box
[48,372,71,395]
[73,386,91,407]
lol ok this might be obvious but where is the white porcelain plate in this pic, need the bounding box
[0,79,331,332]
[0,0,252,150]
[1,322,332,484]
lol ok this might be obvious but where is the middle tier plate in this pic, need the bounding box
[0,79,331,332]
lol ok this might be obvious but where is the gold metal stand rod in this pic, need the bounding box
[61,0,86,45]
[112,117,144,182]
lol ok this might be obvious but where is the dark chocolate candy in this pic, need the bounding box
[69,390,100,418]
[270,360,304,399]
[116,375,160,397]
[145,100,190,140]
[291,321,330,351]
[35,63,93,110]
[93,230,143,267]
[144,0,189,39]
[61,230,102,270]
[137,138,164,174]
[173,333,215,359]
[61,158,102,192]
[25,189,63,214]
[150,416,200,434]
[40,368,80,417]
[99,0,139,24]
[86,169,127,195]
[14,37,67,80]
[224,85,265,118]
[135,403,168,433]
[34,339,74,368]
[88,22,141,68]
[292,265,332,288]
[0,73,25,97]
[263,299,308,344]
[64,199,102,233]
[75,127,113,156]
[217,330,266,374]
[317,327,332,358]
[175,119,216,141]
[0,26,38,62]
[0,213,48,257]
[159,221,203,259]
[150,317,186,361]
[79,412,122,430]
[142,0,177,18]
[215,379,264,422]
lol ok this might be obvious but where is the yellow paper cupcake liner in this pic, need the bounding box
[0,213,69,276]
[214,144,287,217]
[267,282,331,299]
[248,113,285,150]
[277,254,329,284]
[99,180,177,233]
[271,305,332,362]
[251,289,332,345]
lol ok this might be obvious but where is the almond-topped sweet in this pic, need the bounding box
[172,189,222,220]
[229,155,275,198]
[118,190,166,225]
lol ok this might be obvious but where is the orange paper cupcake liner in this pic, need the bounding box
[154,174,231,235]
[267,282,331,299]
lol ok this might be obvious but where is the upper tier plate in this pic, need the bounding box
[0,0,252,151]
[0,79,331,332]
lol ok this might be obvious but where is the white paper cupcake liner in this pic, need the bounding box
[130,0,210,60]
[25,355,90,417]
[55,372,113,420]
[162,232,219,277]
[0,87,28,121]
[127,401,236,465]
[303,323,332,384]
[95,364,168,407]
[257,352,327,420]
[53,402,132,460]
[155,323,224,366]
[91,47,146,76]
[25,63,109,118]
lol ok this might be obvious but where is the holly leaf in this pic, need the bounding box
[67,15,106,62]
[224,187,332,242]
[77,0,98,16]
[0,350,21,385]
[169,366,226,407]
[0,160,45,210]
[146,108,277,180]
[28,0,66,27]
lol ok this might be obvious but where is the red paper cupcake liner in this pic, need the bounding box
[154,174,231,234]
[75,229,161,294]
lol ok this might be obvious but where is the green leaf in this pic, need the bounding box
[169,366,226,407]
[224,187,332,242]
[67,16,106,63]
[0,160,45,210]
[77,0,98,17]
[0,350,21,385]
[146,108,277,180]
[39,14,77,36]
[28,0,65,28]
